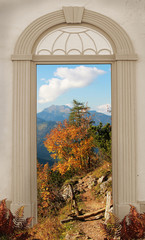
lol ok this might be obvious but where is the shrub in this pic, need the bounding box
[0,199,32,239]
[102,205,145,239]
[37,162,65,218]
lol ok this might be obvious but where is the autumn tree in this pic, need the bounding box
[37,162,55,217]
[44,117,95,174]
[37,162,64,217]
[44,100,112,174]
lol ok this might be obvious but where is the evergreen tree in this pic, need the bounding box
[69,99,91,127]
[90,122,112,162]
[69,100,95,168]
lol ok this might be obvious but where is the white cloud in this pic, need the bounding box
[40,78,46,81]
[38,66,105,103]
[96,104,111,115]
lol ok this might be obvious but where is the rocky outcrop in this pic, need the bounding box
[61,184,73,201]
[76,175,97,192]
[60,171,112,201]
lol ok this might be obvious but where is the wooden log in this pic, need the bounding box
[76,207,106,219]
[61,205,112,224]
[61,216,77,224]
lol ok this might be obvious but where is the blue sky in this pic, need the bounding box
[37,64,111,114]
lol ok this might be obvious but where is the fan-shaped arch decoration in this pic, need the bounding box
[36,26,113,56]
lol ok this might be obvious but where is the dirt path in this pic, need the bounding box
[77,190,106,240]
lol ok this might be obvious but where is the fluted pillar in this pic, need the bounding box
[112,60,139,219]
[11,60,37,224]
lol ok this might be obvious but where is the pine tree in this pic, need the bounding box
[69,99,90,127]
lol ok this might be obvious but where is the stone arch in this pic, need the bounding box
[11,8,138,224]
[14,9,134,55]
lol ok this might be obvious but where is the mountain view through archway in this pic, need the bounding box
[37,64,111,166]
[36,64,112,239]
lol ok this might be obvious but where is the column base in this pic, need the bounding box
[113,203,140,220]
[138,201,145,213]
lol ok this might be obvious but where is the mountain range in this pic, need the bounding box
[37,105,111,166]
[37,105,111,125]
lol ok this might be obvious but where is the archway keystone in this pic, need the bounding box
[11,8,138,224]
[63,6,84,23]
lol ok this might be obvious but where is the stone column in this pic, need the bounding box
[112,59,139,219]
[11,59,37,224]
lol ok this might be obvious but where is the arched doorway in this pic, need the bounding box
[11,7,138,224]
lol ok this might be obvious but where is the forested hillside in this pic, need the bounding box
[37,105,111,165]
[37,118,57,166]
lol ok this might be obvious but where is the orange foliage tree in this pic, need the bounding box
[37,161,65,217]
[44,117,95,175]
[37,162,56,217]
